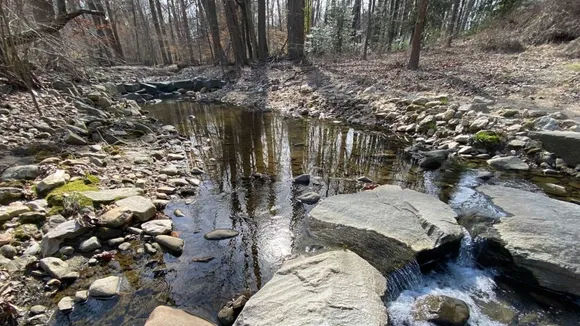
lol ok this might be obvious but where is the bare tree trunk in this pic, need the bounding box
[408,0,428,70]
[148,0,170,64]
[131,0,142,63]
[166,3,180,62]
[222,0,245,66]
[87,0,112,61]
[287,0,304,59]
[258,0,268,60]
[459,0,475,32]
[386,0,401,51]
[240,0,258,60]
[352,0,361,42]
[103,0,125,59]
[201,0,227,64]
[362,0,375,59]
[179,0,197,63]
[445,0,461,47]
[155,0,173,63]
[276,0,283,31]
[137,0,158,64]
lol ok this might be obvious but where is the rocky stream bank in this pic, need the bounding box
[0,65,580,325]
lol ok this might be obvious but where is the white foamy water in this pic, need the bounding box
[387,231,505,326]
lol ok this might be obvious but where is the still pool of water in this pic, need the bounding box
[54,101,580,325]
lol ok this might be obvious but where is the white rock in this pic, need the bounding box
[89,276,121,297]
[141,220,173,235]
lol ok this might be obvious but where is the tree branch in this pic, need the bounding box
[3,9,105,47]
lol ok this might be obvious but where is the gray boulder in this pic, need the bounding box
[293,174,310,184]
[413,295,470,326]
[39,257,70,279]
[36,170,70,194]
[40,220,88,256]
[82,188,144,204]
[79,236,102,252]
[297,192,321,204]
[234,250,387,326]
[308,185,463,274]
[530,131,580,166]
[145,306,215,326]
[89,276,120,297]
[477,185,580,296]
[155,235,184,253]
[534,116,561,131]
[0,187,24,205]
[141,219,173,235]
[1,165,40,180]
[64,131,87,145]
[486,156,529,171]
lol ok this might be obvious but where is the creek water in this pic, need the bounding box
[53,101,580,325]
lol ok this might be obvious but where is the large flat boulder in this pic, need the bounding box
[82,188,143,204]
[145,306,215,326]
[1,165,40,180]
[308,185,463,273]
[530,131,580,166]
[234,250,387,326]
[477,185,580,296]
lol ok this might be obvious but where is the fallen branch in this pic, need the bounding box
[3,9,105,47]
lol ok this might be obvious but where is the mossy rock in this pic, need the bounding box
[47,206,64,216]
[14,224,40,240]
[103,145,122,155]
[46,179,98,208]
[471,130,502,152]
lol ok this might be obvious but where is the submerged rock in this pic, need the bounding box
[89,276,120,297]
[308,185,463,274]
[413,295,470,326]
[234,250,387,326]
[145,306,215,326]
[477,185,580,296]
[204,229,239,240]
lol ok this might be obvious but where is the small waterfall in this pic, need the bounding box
[386,260,422,300]
[457,227,475,267]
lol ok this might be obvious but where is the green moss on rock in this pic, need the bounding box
[46,179,98,207]
[472,131,502,152]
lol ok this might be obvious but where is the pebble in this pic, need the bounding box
[118,242,131,251]
[57,296,74,312]
[174,209,185,217]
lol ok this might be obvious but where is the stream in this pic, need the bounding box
[56,101,580,325]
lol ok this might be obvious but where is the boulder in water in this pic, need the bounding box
[308,185,463,274]
[477,185,580,296]
[234,250,387,326]
[145,306,215,326]
[413,295,470,326]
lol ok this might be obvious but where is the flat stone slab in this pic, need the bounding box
[477,185,580,296]
[486,156,529,171]
[530,131,580,166]
[234,250,387,326]
[82,188,144,203]
[308,185,463,273]
[116,196,156,221]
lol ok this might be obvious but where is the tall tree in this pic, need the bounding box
[362,0,375,59]
[287,0,305,59]
[155,0,173,63]
[223,0,245,66]
[148,0,170,64]
[352,0,362,42]
[201,0,227,64]
[446,0,461,47]
[178,0,196,63]
[408,0,429,69]
[258,0,268,60]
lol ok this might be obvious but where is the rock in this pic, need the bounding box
[58,296,74,312]
[160,165,180,176]
[486,156,529,171]
[168,153,185,160]
[457,146,475,155]
[157,186,176,194]
[118,242,131,251]
[293,174,310,184]
[29,305,47,315]
[95,227,123,240]
[41,220,88,256]
[19,211,45,224]
[454,135,471,144]
[191,167,205,175]
[0,204,30,222]
[98,207,133,228]
[357,176,373,183]
[64,130,87,145]
[144,306,215,326]
[79,236,101,252]
[476,171,494,181]
[541,183,567,196]
[534,116,561,131]
[0,187,23,205]
[116,196,156,221]
[469,117,489,132]
[36,170,70,194]
[155,235,184,253]
[39,257,70,279]
[413,295,470,326]
[218,305,236,326]
[141,219,173,235]
[529,131,580,166]
[297,192,321,204]
[82,188,144,204]
[1,164,40,180]
[308,185,462,274]
[204,229,239,240]
[234,250,387,326]
[89,276,120,297]
[419,150,449,170]
[0,233,12,246]
[23,241,41,256]
[477,185,580,296]
[27,199,48,212]
[59,246,74,256]
[0,244,17,258]
[74,290,89,302]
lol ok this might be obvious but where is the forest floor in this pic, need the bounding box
[171,40,580,119]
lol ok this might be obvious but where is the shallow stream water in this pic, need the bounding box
[54,101,580,325]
